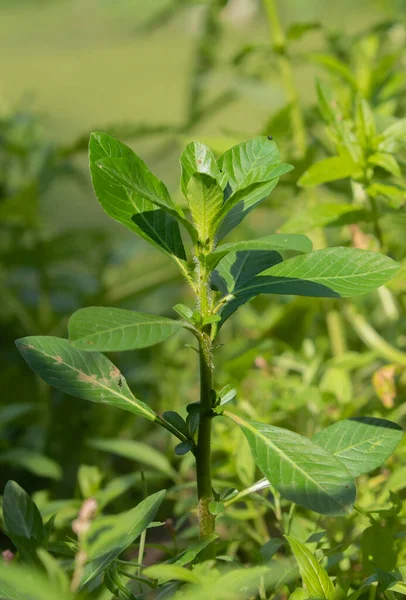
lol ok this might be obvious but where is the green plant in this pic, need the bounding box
[11,132,403,589]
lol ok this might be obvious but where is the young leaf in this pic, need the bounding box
[88,437,178,480]
[216,136,293,238]
[89,132,187,259]
[207,234,313,269]
[355,96,376,147]
[81,490,165,590]
[312,417,403,477]
[309,53,358,88]
[298,156,359,187]
[15,336,157,422]
[186,173,223,241]
[69,307,182,352]
[286,536,335,600]
[368,153,401,178]
[180,141,220,198]
[225,413,356,515]
[212,250,282,294]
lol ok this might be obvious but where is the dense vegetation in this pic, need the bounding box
[1,1,405,599]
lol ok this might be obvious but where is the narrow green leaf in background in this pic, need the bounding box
[312,417,403,477]
[69,307,182,352]
[226,413,356,515]
[81,490,165,589]
[88,437,178,480]
[15,337,157,422]
[286,536,335,600]
[298,156,359,187]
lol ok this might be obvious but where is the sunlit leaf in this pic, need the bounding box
[286,536,335,600]
[186,173,223,241]
[298,156,359,187]
[180,141,220,198]
[312,417,403,477]
[226,413,355,515]
[69,307,182,352]
[16,337,157,422]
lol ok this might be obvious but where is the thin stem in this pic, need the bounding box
[195,334,216,560]
[325,305,347,357]
[263,0,306,158]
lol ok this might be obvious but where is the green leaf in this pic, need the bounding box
[180,141,220,198]
[316,79,337,124]
[309,53,358,88]
[280,204,367,233]
[355,96,376,147]
[361,525,397,575]
[367,182,405,209]
[88,437,178,480]
[16,336,157,422]
[89,132,187,259]
[368,153,401,177]
[0,450,62,480]
[94,473,140,510]
[186,173,223,241]
[69,307,182,352]
[216,136,293,238]
[287,22,320,41]
[298,156,359,187]
[81,490,165,590]
[312,417,403,478]
[207,234,313,269]
[144,564,201,584]
[379,117,406,149]
[226,413,355,515]
[212,250,282,295]
[0,563,74,600]
[230,247,400,300]
[286,536,335,600]
[3,481,43,542]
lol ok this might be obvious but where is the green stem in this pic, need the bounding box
[343,304,406,365]
[263,0,306,158]
[195,334,216,560]
[325,305,347,357]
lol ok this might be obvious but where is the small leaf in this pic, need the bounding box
[209,501,225,516]
[175,440,194,456]
[69,307,182,352]
[162,411,189,438]
[309,53,358,88]
[180,141,220,198]
[226,413,355,515]
[367,182,405,209]
[144,564,200,584]
[368,153,401,177]
[286,536,335,600]
[88,438,177,480]
[287,21,320,40]
[379,117,406,149]
[16,336,157,422]
[172,304,194,320]
[298,156,359,187]
[81,490,165,589]
[312,417,403,477]
[207,234,313,269]
[186,173,223,241]
[355,96,376,146]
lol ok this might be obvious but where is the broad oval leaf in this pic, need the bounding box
[180,141,220,198]
[88,437,178,480]
[81,490,165,590]
[226,413,356,515]
[89,132,187,259]
[186,173,223,241]
[15,336,157,422]
[231,247,400,300]
[286,536,335,600]
[298,156,359,187]
[208,234,313,269]
[69,307,182,352]
[312,417,403,478]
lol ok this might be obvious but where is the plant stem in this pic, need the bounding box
[325,305,347,357]
[195,334,216,560]
[263,0,306,158]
